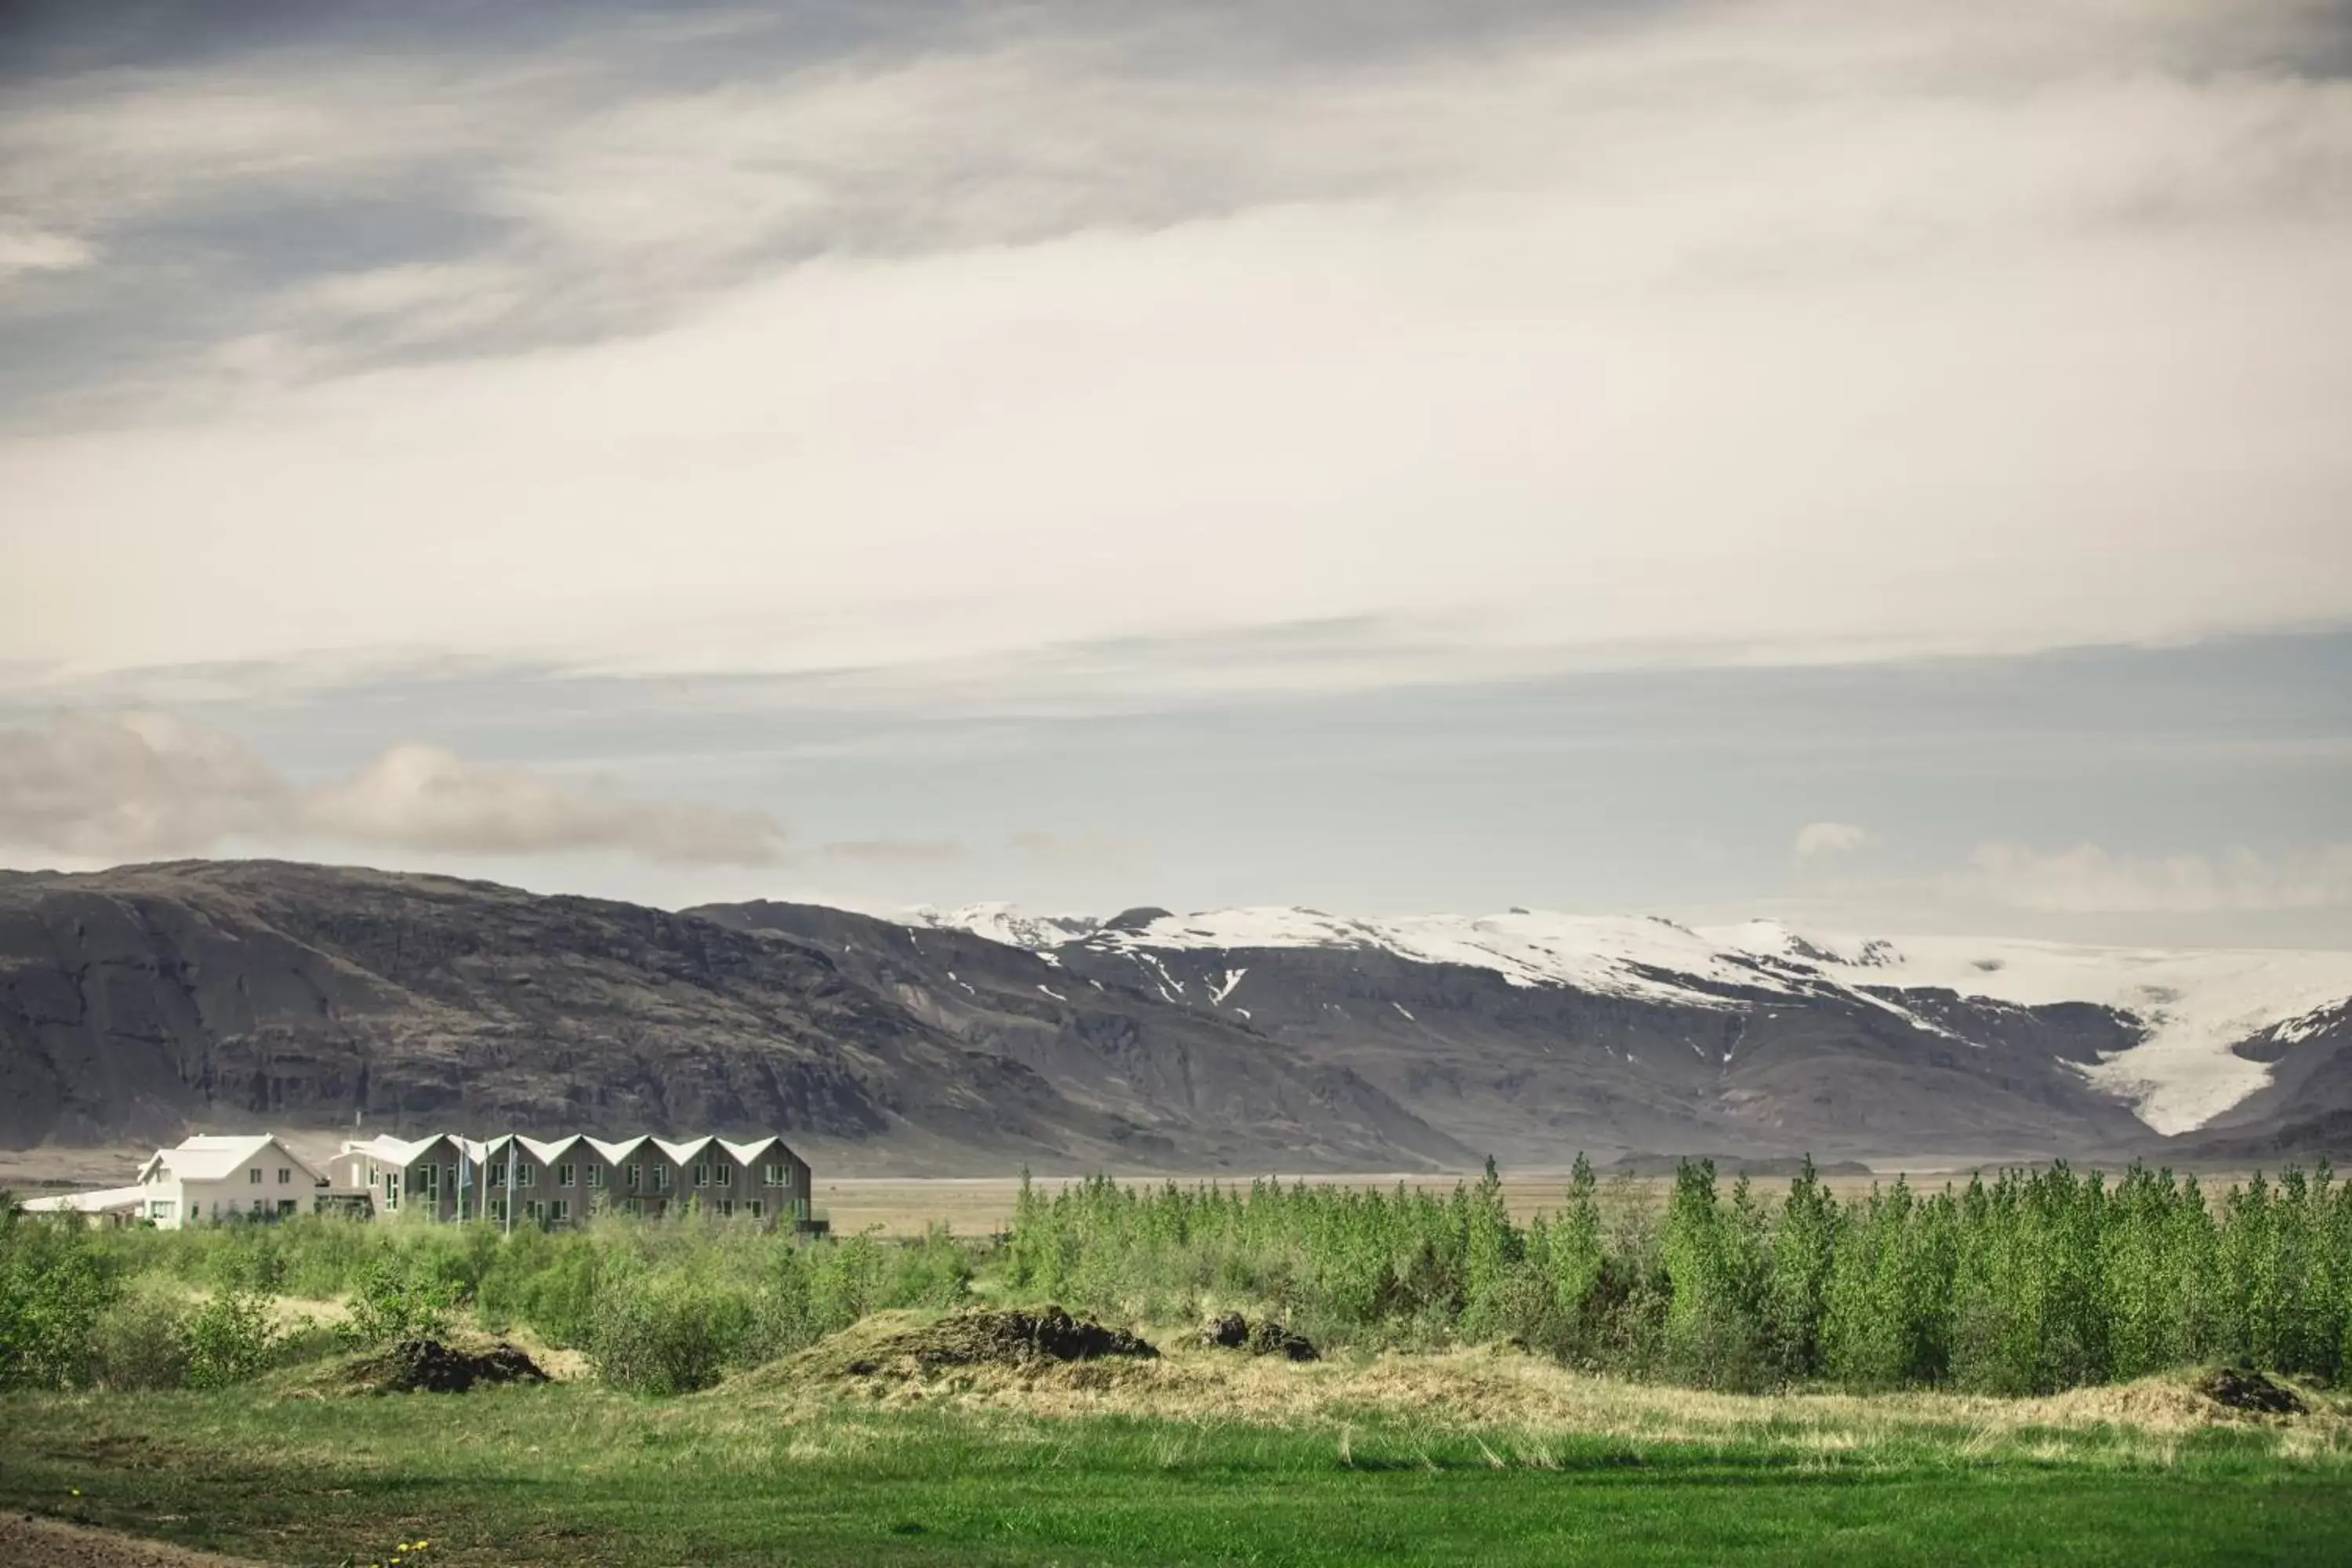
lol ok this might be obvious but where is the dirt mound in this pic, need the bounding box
[1198,1312,1319,1361]
[347,1338,550,1394]
[784,1307,1158,1381]
[2196,1367,2307,1415]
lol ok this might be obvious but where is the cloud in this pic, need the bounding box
[1959,841,2352,913]
[0,220,93,280]
[1794,822,1875,859]
[0,713,785,866]
[303,743,786,864]
[819,837,967,866]
[2,0,2350,698]
[0,710,289,857]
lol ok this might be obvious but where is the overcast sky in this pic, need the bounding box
[2,0,2348,943]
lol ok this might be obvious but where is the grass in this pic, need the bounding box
[3,1351,2349,1566]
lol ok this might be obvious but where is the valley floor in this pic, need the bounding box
[2,1346,2347,1567]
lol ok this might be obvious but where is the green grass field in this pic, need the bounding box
[4,1374,2349,1567]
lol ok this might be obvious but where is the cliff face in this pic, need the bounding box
[0,862,1461,1172]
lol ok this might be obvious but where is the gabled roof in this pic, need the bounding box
[21,1185,146,1214]
[341,1134,456,1167]
[145,1134,326,1185]
[717,1135,793,1165]
[652,1135,717,1166]
[519,1134,586,1163]
[586,1135,652,1163]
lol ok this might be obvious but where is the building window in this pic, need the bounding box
[750,1200,763,1220]
[447,1163,460,1195]
[278,1167,291,1184]
[488,1163,504,1188]
[762,1163,788,1189]
[148,1200,176,1221]
[625,1163,642,1192]
[517,1163,536,1187]
[693,1162,712,1188]
[251,1198,267,1216]
[718,1200,735,1217]
[278,1200,298,1217]
[249,1167,263,1185]
[557,1162,575,1187]
[551,1199,570,1224]
[653,1165,673,1192]
[418,1165,439,1198]
[586,1165,607,1189]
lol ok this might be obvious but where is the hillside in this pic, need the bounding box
[0,862,1461,1172]
[708,902,2176,1166]
[5,862,2346,1171]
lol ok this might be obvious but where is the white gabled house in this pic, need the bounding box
[132,1133,331,1229]
[22,1127,813,1231]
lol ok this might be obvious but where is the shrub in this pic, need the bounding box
[90,1280,193,1391]
[339,1257,459,1347]
[180,1290,281,1389]
[589,1275,752,1394]
[0,1200,120,1390]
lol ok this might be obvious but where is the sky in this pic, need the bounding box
[2,0,2349,945]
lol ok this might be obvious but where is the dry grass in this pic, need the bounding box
[716,1320,2352,1468]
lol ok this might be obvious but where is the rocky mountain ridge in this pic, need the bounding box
[0,862,1460,1172]
[4,862,2347,1171]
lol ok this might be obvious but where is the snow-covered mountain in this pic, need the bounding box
[909,903,2352,1137]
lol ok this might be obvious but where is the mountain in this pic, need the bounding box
[0,862,1463,1172]
[824,901,2352,1163]
[6,862,2347,1172]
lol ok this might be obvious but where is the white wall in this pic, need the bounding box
[140,1141,322,1228]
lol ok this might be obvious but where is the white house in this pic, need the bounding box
[132,1133,331,1229]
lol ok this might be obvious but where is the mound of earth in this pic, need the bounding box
[788,1308,1158,1381]
[1198,1312,1319,1361]
[346,1338,550,1394]
[2196,1367,2307,1415]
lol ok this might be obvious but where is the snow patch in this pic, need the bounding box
[916,899,2352,1134]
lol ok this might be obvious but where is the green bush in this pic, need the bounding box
[89,1280,193,1391]
[180,1290,281,1389]
[588,1274,753,1395]
[0,1199,120,1390]
[339,1257,459,1347]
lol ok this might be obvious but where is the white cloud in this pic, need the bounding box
[2,2,2349,692]
[0,710,288,858]
[1960,841,2352,913]
[0,713,784,866]
[0,220,94,280]
[1794,822,1875,859]
[303,744,786,865]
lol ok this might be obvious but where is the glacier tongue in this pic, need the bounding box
[1704,925,2352,1135]
[906,900,2352,1134]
